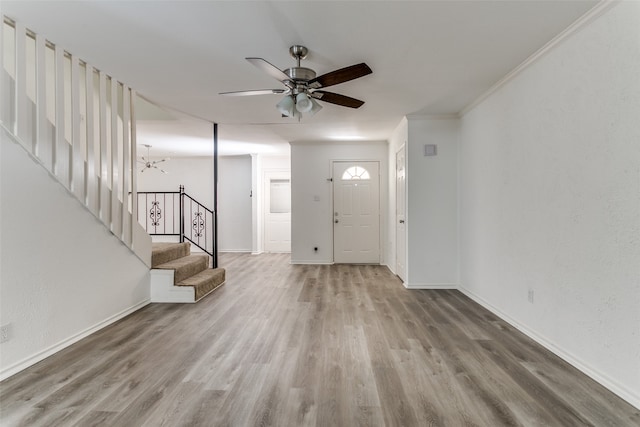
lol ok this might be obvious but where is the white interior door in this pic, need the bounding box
[333,161,380,264]
[396,148,406,281]
[264,172,291,252]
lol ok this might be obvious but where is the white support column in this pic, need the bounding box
[70,54,82,199]
[130,89,139,249]
[99,71,110,226]
[0,16,5,129]
[14,22,27,146]
[54,45,68,187]
[122,85,132,247]
[35,33,51,170]
[110,79,122,238]
[85,64,97,215]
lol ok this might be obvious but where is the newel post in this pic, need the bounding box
[179,184,185,243]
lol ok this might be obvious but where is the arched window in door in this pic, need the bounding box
[342,166,370,180]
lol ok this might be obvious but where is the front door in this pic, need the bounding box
[333,161,380,264]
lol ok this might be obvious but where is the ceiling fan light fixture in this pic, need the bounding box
[295,92,313,113]
[276,95,295,117]
[307,97,323,117]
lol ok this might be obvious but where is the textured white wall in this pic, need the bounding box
[459,1,640,406]
[406,117,459,288]
[290,141,388,264]
[261,155,290,170]
[0,133,150,379]
[137,156,214,208]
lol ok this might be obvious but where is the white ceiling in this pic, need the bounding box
[3,0,599,157]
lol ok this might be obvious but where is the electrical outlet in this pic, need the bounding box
[527,289,534,304]
[0,324,10,343]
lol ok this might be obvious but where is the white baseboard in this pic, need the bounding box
[383,263,396,275]
[0,299,150,381]
[405,282,458,289]
[458,287,640,410]
[219,249,252,253]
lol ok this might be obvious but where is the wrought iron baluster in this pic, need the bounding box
[179,185,185,243]
[137,188,215,260]
[150,200,161,226]
[193,211,204,238]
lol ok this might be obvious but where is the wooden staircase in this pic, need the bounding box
[150,242,225,303]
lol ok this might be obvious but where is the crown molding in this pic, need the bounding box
[459,0,618,117]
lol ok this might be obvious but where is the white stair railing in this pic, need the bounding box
[1,15,151,265]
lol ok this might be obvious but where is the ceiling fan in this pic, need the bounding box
[220,45,372,118]
[138,144,169,174]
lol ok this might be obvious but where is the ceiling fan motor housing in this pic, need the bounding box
[285,45,316,92]
[284,67,316,83]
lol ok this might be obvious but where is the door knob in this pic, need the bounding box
[399,220,405,224]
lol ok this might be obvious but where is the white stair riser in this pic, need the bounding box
[150,269,196,303]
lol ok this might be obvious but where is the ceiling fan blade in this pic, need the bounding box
[308,63,372,89]
[219,89,286,96]
[311,91,365,108]
[246,58,293,84]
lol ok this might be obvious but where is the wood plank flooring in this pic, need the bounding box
[1,253,638,426]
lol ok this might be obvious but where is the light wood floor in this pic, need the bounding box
[1,253,638,426]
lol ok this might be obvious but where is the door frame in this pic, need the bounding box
[395,145,407,281]
[263,169,291,253]
[331,160,381,264]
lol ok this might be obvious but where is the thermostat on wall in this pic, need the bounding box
[424,144,437,156]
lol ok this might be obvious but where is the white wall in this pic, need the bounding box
[137,156,214,208]
[458,1,640,407]
[406,117,459,288]
[261,155,290,171]
[0,132,150,379]
[290,141,388,264]
[218,155,252,252]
